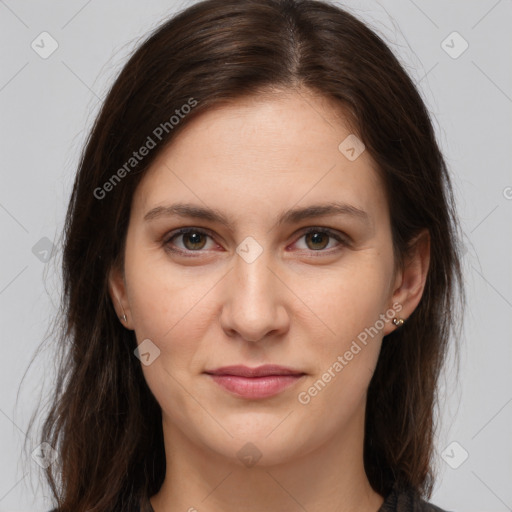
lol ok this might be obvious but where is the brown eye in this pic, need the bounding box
[304,231,330,251]
[164,228,214,254]
[294,228,347,253]
[181,231,208,250]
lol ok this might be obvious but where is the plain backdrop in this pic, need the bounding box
[0,1,511,511]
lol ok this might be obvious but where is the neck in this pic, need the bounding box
[150,405,384,512]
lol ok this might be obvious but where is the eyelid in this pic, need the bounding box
[297,226,350,245]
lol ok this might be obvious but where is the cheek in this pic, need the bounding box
[124,244,223,380]
[125,258,209,411]
[125,239,204,335]
[296,270,389,428]
[304,258,393,346]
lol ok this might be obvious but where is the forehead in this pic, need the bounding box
[133,90,387,227]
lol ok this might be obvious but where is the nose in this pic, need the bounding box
[219,248,290,343]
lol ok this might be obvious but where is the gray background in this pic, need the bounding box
[0,0,511,510]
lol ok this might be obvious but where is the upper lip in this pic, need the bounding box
[204,365,305,377]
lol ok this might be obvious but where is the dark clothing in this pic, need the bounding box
[140,485,451,512]
[50,485,452,511]
[377,485,451,512]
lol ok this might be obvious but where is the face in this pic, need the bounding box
[110,90,423,467]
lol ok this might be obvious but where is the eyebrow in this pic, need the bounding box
[143,201,369,228]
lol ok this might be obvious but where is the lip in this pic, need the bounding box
[205,365,304,377]
[204,365,306,399]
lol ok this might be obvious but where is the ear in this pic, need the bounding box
[108,263,134,330]
[384,229,430,335]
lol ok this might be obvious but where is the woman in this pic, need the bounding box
[40,0,464,510]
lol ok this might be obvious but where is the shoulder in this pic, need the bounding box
[379,485,454,512]
[416,497,452,512]
[416,498,451,512]
[415,488,454,512]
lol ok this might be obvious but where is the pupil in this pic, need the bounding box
[308,232,328,250]
[185,232,205,249]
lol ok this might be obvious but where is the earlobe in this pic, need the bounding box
[108,265,133,329]
[387,230,431,333]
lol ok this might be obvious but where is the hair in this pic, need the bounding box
[34,0,464,510]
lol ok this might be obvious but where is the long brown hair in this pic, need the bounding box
[34,0,464,509]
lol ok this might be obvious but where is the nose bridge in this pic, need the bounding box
[233,236,276,302]
[220,236,287,341]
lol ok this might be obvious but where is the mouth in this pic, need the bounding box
[204,365,306,399]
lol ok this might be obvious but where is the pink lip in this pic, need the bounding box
[204,365,306,399]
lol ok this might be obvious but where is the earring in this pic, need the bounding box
[393,317,404,327]
[116,296,127,324]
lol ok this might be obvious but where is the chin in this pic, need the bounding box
[206,424,315,468]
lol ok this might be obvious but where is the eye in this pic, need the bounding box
[164,228,216,254]
[292,227,347,253]
[163,226,348,256]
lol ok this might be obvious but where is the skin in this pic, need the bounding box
[109,89,430,512]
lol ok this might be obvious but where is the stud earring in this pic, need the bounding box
[392,317,404,327]
[115,296,128,324]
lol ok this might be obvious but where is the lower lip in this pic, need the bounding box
[207,374,304,399]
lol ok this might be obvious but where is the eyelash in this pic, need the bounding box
[162,227,349,257]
